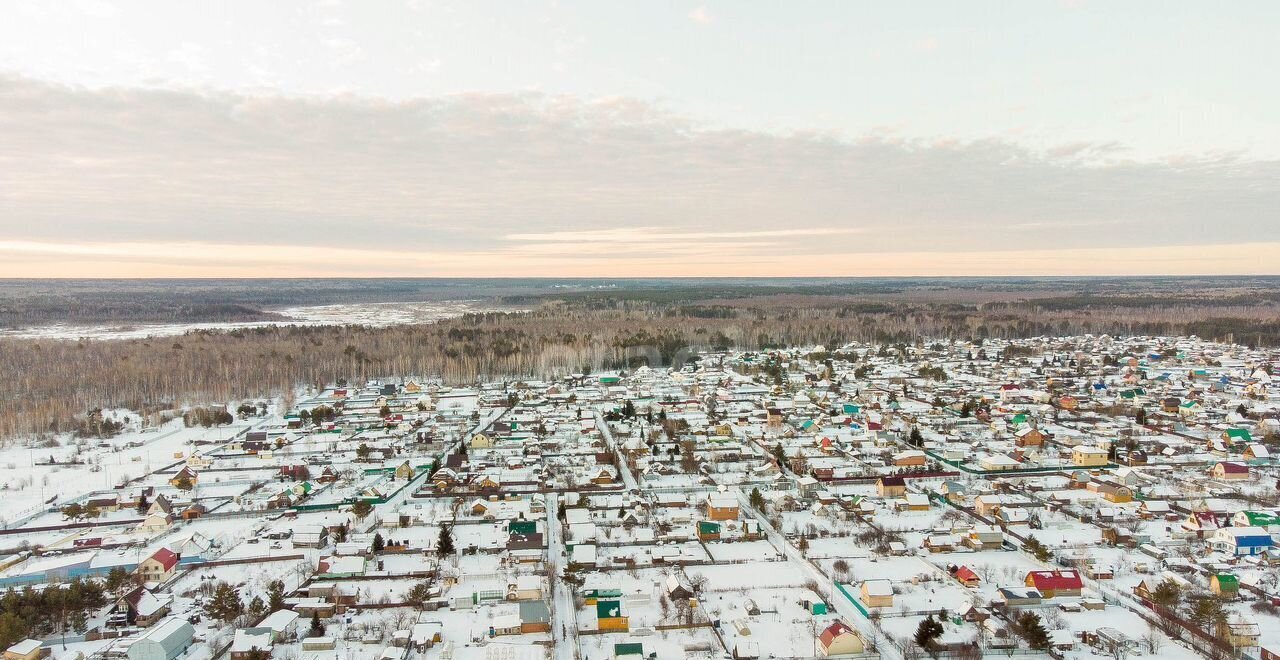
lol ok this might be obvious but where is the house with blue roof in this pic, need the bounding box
[1211,527,1273,556]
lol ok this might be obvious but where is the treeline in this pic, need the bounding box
[0,577,108,650]
[1,298,1279,439]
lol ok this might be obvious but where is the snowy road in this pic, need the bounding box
[546,493,579,660]
[594,410,639,492]
[736,487,903,660]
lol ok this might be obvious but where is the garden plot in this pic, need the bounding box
[306,472,392,506]
[365,523,443,549]
[375,552,433,574]
[806,537,873,563]
[774,509,847,537]
[836,555,974,615]
[871,507,957,548]
[441,551,505,581]
[645,473,708,489]
[579,628,719,659]
[879,613,980,651]
[703,539,782,562]
[322,577,425,605]
[1056,603,1202,660]
[688,560,810,591]
[1021,509,1103,547]
[445,522,511,552]
[826,482,880,498]
[169,556,312,599]
[597,540,711,568]
[921,549,1043,604]
[703,585,834,659]
[0,419,249,528]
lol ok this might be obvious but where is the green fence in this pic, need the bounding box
[833,582,870,618]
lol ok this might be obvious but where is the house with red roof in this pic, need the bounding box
[1182,510,1222,537]
[953,565,981,588]
[1024,570,1082,598]
[817,621,864,656]
[136,547,180,584]
[1211,462,1250,481]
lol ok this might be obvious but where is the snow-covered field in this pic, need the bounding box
[0,300,521,340]
[0,418,250,528]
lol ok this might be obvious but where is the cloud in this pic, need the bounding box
[2,238,1278,278]
[0,74,1276,276]
[688,6,713,24]
[505,227,864,242]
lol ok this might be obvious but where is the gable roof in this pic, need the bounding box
[819,621,855,647]
[146,547,180,571]
[595,599,623,619]
[1026,570,1082,591]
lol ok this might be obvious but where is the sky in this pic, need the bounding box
[0,0,1278,277]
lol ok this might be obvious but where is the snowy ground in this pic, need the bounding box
[0,418,252,528]
[0,301,520,340]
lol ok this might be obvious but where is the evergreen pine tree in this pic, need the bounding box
[1017,612,1050,650]
[437,525,456,557]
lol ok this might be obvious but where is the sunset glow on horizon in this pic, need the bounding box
[1,1,1277,277]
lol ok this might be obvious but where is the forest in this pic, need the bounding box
[0,577,108,650]
[2,284,1280,440]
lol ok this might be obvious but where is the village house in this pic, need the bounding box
[1211,527,1273,556]
[817,621,864,656]
[876,476,906,497]
[859,579,894,608]
[1025,570,1083,598]
[1072,446,1109,467]
[1210,461,1250,481]
[706,493,739,521]
[135,547,180,584]
[168,466,198,488]
[3,640,45,660]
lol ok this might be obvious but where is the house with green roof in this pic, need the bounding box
[580,589,621,607]
[596,599,628,631]
[1232,511,1280,527]
[1211,573,1240,597]
[508,520,538,536]
[1223,428,1252,444]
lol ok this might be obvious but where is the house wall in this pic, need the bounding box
[598,616,629,631]
[707,506,738,521]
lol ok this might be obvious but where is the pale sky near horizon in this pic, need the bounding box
[1,0,1278,277]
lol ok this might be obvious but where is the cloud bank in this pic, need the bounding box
[0,75,1276,276]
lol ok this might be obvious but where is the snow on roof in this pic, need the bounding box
[861,579,892,596]
[231,629,273,653]
[259,609,299,632]
[7,639,41,655]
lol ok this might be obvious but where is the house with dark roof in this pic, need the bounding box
[168,466,198,488]
[110,586,174,628]
[1211,461,1250,481]
[876,476,906,497]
